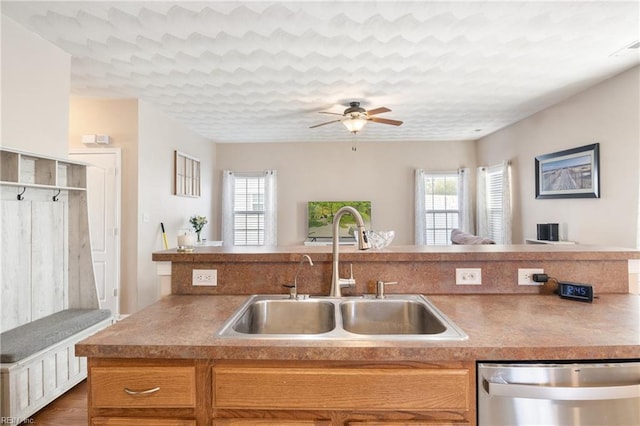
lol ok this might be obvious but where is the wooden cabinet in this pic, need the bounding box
[347,423,469,425]
[213,421,328,425]
[213,364,469,411]
[212,361,473,425]
[87,359,204,425]
[91,366,196,408]
[92,419,196,426]
[87,359,474,426]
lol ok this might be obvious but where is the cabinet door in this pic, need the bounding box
[213,420,329,425]
[214,366,469,411]
[91,366,196,408]
[92,419,195,426]
[347,422,470,425]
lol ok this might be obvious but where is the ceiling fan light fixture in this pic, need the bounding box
[342,117,368,134]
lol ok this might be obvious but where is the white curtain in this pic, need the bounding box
[263,170,277,246]
[637,165,640,249]
[476,167,488,238]
[221,170,235,247]
[477,160,512,244]
[501,161,513,244]
[414,169,426,245]
[458,168,473,234]
[221,170,277,246]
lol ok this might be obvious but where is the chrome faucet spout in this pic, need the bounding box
[330,206,371,297]
[284,254,314,299]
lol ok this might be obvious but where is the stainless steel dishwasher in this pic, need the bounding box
[478,361,640,426]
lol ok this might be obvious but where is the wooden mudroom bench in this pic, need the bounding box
[1,148,113,422]
[1,309,112,363]
[0,310,113,421]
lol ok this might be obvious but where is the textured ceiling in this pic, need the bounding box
[2,1,639,143]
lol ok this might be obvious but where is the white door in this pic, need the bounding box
[69,149,121,315]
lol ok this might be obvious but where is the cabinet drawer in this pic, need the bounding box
[213,420,329,425]
[347,422,469,425]
[92,419,195,426]
[91,366,196,408]
[213,367,469,411]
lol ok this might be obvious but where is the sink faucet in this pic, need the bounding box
[283,254,313,299]
[330,206,371,297]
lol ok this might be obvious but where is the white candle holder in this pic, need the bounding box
[177,229,195,252]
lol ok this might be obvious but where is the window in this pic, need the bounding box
[222,170,277,246]
[415,170,469,245]
[485,167,504,242]
[423,172,459,244]
[233,175,266,245]
[477,161,512,244]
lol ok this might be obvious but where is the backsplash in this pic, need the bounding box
[154,246,637,296]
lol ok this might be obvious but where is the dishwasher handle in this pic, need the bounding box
[485,379,640,401]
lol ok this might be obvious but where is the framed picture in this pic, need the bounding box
[535,143,600,199]
[174,150,201,197]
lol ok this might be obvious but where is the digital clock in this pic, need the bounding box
[558,281,594,303]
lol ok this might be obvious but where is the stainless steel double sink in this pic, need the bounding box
[216,294,467,341]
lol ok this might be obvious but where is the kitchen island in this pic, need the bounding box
[77,293,640,362]
[76,293,639,426]
[77,245,639,425]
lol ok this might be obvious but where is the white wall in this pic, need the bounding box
[137,100,216,309]
[1,15,70,157]
[69,98,216,312]
[477,66,640,247]
[68,98,140,313]
[216,140,477,245]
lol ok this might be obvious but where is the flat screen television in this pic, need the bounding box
[307,201,372,239]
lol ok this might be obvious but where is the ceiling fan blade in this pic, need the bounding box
[319,111,344,116]
[370,116,403,126]
[310,119,342,128]
[366,107,391,116]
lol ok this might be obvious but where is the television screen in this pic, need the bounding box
[307,201,372,239]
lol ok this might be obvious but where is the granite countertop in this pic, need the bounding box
[152,244,640,263]
[76,293,640,362]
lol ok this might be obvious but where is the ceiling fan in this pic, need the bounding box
[310,101,403,134]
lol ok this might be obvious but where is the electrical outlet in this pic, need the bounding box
[192,269,217,286]
[518,268,544,285]
[456,268,482,285]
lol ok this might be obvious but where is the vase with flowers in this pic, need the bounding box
[189,215,208,243]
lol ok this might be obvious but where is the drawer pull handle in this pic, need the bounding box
[124,386,160,396]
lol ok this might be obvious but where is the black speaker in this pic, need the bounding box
[537,224,550,240]
[548,223,559,241]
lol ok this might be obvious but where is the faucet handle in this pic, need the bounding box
[376,280,398,299]
[282,284,296,299]
[339,263,356,289]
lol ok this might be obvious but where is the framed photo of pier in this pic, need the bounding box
[535,143,600,199]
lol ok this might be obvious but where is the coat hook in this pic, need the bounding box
[17,187,26,200]
[53,189,61,202]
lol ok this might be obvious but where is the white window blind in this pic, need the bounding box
[233,175,265,245]
[485,166,504,243]
[477,161,512,244]
[420,171,460,245]
[221,170,277,246]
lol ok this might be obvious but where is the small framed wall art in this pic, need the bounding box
[174,150,201,197]
[535,143,600,199]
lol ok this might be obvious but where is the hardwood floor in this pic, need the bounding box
[26,380,87,425]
